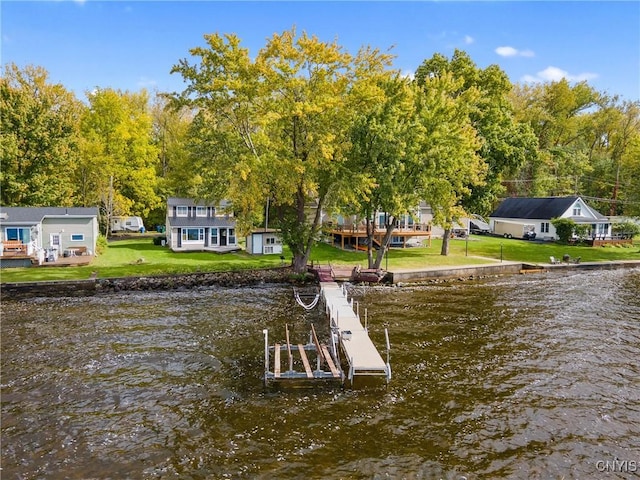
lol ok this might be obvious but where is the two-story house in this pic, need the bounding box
[165,197,239,253]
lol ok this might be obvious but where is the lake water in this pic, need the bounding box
[2,267,639,479]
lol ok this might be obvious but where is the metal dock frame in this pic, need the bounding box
[320,281,391,385]
[263,324,344,385]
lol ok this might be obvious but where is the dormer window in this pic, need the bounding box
[196,206,207,217]
[176,206,188,217]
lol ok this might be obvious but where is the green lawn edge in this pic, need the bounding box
[1,235,638,284]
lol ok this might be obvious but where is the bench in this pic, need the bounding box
[3,240,27,254]
[65,246,89,256]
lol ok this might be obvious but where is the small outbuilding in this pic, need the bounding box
[246,229,283,255]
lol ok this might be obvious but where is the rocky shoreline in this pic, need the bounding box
[0,267,306,299]
[2,260,639,300]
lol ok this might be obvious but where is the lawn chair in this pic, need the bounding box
[549,256,561,265]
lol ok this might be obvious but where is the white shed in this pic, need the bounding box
[246,229,283,255]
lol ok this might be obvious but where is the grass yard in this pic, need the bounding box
[0,235,638,284]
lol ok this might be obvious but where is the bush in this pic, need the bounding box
[612,221,640,238]
[152,235,167,246]
[551,218,576,244]
[96,234,109,255]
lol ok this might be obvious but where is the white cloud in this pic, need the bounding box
[496,46,535,58]
[522,66,598,83]
[137,77,158,90]
[464,35,474,45]
[401,70,415,81]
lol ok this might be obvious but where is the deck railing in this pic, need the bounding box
[328,223,431,233]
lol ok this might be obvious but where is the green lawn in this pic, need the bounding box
[0,235,638,283]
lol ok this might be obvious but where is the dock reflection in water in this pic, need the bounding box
[1,268,639,479]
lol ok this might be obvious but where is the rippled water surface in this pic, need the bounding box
[2,268,639,479]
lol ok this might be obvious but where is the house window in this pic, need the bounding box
[210,228,218,246]
[71,234,84,242]
[266,237,275,245]
[5,227,30,243]
[228,228,236,245]
[181,228,203,242]
[196,206,207,217]
[541,222,550,234]
[573,206,582,216]
[176,206,188,217]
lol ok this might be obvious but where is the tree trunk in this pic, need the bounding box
[292,252,309,274]
[372,220,396,270]
[366,217,375,269]
[441,228,451,256]
[289,186,324,275]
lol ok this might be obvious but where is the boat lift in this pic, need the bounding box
[263,324,343,385]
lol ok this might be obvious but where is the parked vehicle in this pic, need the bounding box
[110,216,145,233]
[493,220,536,239]
[469,214,491,235]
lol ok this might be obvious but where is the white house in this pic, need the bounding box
[246,229,283,255]
[165,197,239,253]
[0,206,99,267]
[489,196,610,240]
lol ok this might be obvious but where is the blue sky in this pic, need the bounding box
[2,1,639,102]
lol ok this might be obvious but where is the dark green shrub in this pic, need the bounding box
[551,217,576,244]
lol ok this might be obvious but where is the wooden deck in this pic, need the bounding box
[328,224,431,250]
[0,250,93,267]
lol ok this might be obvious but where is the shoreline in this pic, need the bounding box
[388,259,640,286]
[2,260,640,300]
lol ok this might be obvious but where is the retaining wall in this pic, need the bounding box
[1,267,297,299]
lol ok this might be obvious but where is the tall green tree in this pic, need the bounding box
[413,71,486,255]
[77,88,160,233]
[170,28,393,273]
[509,79,600,197]
[584,99,640,215]
[416,50,537,216]
[1,63,83,206]
[148,95,194,227]
[344,75,422,269]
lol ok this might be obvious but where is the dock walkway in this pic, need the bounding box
[262,265,391,387]
[317,265,391,384]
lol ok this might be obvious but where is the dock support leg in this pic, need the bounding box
[385,328,391,383]
[263,329,269,385]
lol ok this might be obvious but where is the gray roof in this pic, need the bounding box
[489,196,607,221]
[167,197,232,209]
[0,206,99,225]
[168,217,236,228]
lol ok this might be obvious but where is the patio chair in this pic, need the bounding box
[549,256,561,265]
